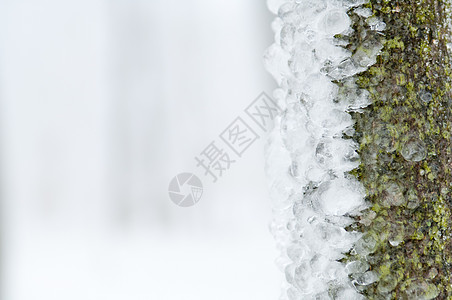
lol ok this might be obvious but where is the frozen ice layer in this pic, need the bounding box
[265,0,384,299]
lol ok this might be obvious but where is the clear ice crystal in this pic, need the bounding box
[377,274,398,293]
[401,138,427,162]
[319,9,351,35]
[406,189,421,209]
[345,260,370,274]
[353,233,377,256]
[382,183,406,207]
[354,7,372,18]
[404,279,440,300]
[366,16,386,31]
[419,90,433,103]
[354,271,379,286]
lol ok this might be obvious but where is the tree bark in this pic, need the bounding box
[348,1,452,298]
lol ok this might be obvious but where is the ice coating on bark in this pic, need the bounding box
[265,1,384,299]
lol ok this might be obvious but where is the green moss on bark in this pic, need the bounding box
[344,0,452,299]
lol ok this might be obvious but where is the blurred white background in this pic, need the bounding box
[0,0,279,299]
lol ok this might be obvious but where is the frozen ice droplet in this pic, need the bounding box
[382,183,406,207]
[388,222,405,246]
[318,108,353,131]
[346,260,370,274]
[326,58,363,80]
[319,9,351,35]
[374,124,396,153]
[315,139,333,166]
[305,165,326,183]
[377,274,398,293]
[354,7,372,18]
[401,138,426,162]
[287,242,308,262]
[314,138,360,171]
[352,39,383,69]
[366,16,386,31]
[294,261,315,293]
[315,178,366,216]
[404,279,439,300]
[354,233,378,256]
[354,270,379,286]
[278,2,299,24]
[419,90,433,103]
[336,79,373,111]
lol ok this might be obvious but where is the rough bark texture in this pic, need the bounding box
[345,1,452,299]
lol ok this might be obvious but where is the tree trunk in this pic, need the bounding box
[348,0,452,298]
[266,0,452,299]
